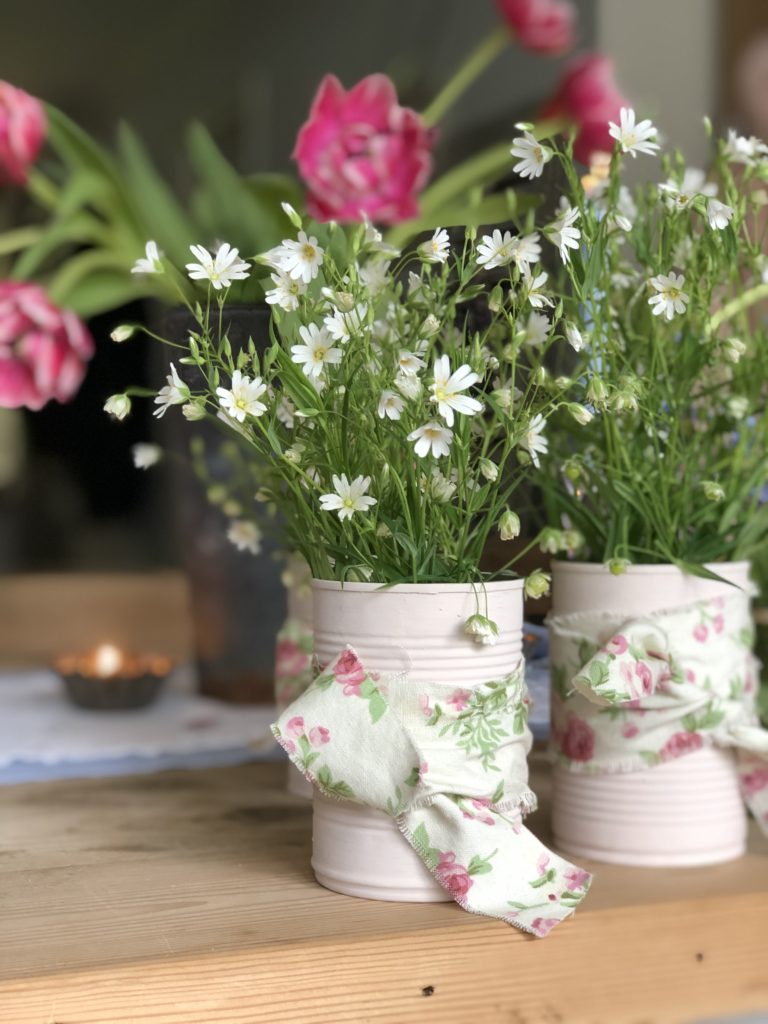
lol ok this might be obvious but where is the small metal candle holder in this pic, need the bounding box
[55,644,172,711]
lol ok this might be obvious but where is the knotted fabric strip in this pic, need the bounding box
[274,617,314,713]
[272,646,591,937]
[548,589,768,832]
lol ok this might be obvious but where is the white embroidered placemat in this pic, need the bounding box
[0,667,278,783]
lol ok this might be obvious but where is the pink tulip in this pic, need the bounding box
[497,0,576,55]
[293,73,435,224]
[0,282,94,410]
[543,53,628,164]
[0,81,46,185]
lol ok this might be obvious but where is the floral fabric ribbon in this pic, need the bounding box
[274,618,314,713]
[548,590,768,832]
[272,647,591,937]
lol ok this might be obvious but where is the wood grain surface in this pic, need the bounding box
[1,757,768,1023]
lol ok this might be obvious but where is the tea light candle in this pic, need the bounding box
[55,644,172,710]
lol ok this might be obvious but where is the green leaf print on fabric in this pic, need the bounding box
[315,764,355,800]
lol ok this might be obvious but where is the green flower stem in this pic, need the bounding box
[421,26,510,129]
[708,282,768,334]
[0,226,44,258]
[25,168,60,209]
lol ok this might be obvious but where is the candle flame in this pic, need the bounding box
[93,644,123,678]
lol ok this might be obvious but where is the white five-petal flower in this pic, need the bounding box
[153,364,190,418]
[510,131,553,179]
[185,243,250,290]
[565,322,585,351]
[476,229,541,271]
[418,227,450,264]
[523,268,554,309]
[648,272,689,320]
[277,231,324,283]
[659,167,716,211]
[523,312,550,347]
[227,520,262,555]
[608,107,660,158]
[323,302,368,344]
[546,203,581,264]
[706,198,734,231]
[408,421,454,459]
[319,474,377,521]
[131,443,162,469]
[522,413,549,467]
[290,324,342,380]
[430,355,483,426]
[265,270,307,311]
[377,390,405,421]
[397,350,427,376]
[358,258,391,295]
[131,240,164,275]
[216,370,268,423]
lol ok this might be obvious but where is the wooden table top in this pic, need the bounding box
[2,758,768,1024]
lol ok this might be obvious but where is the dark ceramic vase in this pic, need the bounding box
[154,304,286,704]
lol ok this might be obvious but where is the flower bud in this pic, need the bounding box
[464,613,500,646]
[110,324,135,343]
[524,569,551,600]
[533,366,549,386]
[586,377,608,407]
[607,557,630,575]
[182,401,206,421]
[281,202,303,228]
[104,394,131,420]
[702,480,725,502]
[568,403,594,425]
[611,390,638,413]
[721,337,746,364]
[498,508,521,541]
[563,458,582,482]
[421,314,441,337]
[479,458,499,483]
[538,527,564,554]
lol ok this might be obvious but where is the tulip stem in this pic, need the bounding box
[421,26,509,128]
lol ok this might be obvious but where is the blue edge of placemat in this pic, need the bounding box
[1,625,551,785]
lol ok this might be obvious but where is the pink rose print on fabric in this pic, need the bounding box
[332,649,367,696]
[418,693,433,717]
[275,638,310,680]
[530,917,562,937]
[622,722,639,739]
[560,713,595,762]
[285,716,305,739]
[741,765,768,796]
[685,669,696,684]
[309,726,330,747]
[635,661,653,695]
[283,739,296,755]
[436,852,474,900]
[712,614,725,634]
[660,730,704,762]
[293,73,435,224]
[536,853,550,875]
[693,623,709,643]
[461,798,495,826]
[564,867,591,890]
[447,688,472,712]
[605,634,628,655]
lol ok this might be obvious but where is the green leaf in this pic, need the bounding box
[368,691,387,724]
[117,122,197,263]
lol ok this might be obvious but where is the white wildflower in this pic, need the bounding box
[185,243,250,290]
[131,443,162,470]
[510,131,553,179]
[324,302,368,344]
[521,413,548,467]
[546,203,581,264]
[418,227,450,264]
[153,364,189,418]
[608,107,660,158]
[648,272,689,320]
[131,240,163,275]
[408,421,453,459]
[523,312,550,347]
[275,231,324,283]
[430,354,483,426]
[104,394,131,421]
[707,198,734,231]
[216,370,268,423]
[291,324,342,380]
[377,390,405,421]
[265,270,306,311]
[227,520,262,555]
[319,474,377,521]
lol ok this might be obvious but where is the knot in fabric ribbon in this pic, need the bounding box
[548,589,768,832]
[272,646,591,938]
